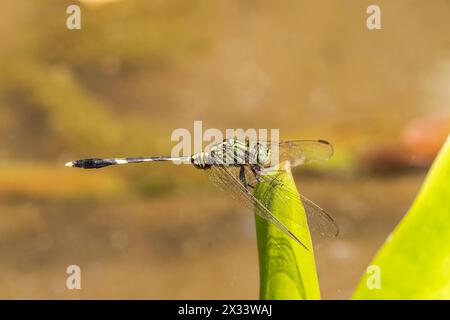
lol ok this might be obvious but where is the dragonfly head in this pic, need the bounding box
[191,152,211,169]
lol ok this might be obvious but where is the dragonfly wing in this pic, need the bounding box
[299,193,339,237]
[256,167,339,237]
[204,165,310,249]
[264,139,333,167]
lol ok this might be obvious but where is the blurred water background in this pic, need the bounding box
[0,0,449,299]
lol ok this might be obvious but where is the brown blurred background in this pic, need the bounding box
[0,0,449,299]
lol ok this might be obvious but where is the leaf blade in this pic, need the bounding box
[254,162,321,300]
[353,135,450,299]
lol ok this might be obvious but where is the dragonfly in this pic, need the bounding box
[65,138,339,249]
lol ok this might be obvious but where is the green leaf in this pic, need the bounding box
[353,135,450,299]
[254,163,321,300]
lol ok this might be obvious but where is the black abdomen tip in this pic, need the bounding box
[73,158,114,169]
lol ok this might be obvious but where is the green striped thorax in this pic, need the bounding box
[191,138,271,169]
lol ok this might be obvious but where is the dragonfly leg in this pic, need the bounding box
[239,166,249,189]
[250,164,261,182]
[239,166,257,190]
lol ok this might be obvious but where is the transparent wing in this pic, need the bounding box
[204,165,310,249]
[267,140,334,167]
[299,194,339,237]
[256,167,339,237]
